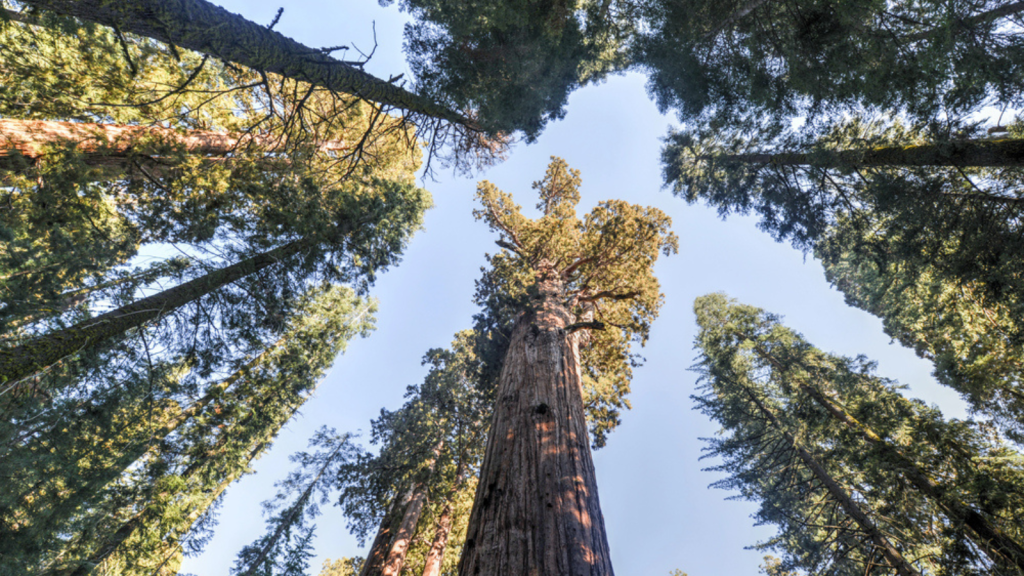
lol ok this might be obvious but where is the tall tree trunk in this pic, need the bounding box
[420,460,468,576]
[0,118,344,172]
[379,481,430,576]
[706,138,1024,168]
[1,259,191,335]
[0,238,311,395]
[745,389,924,576]
[359,485,415,576]
[747,341,1024,572]
[457,265,614,576]
[14,0,474,128]
[420,502,454,576]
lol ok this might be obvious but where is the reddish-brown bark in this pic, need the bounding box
[380,482,430,576]
[457,264,614,576]
[0,118,344,170]
[420,501,454,576]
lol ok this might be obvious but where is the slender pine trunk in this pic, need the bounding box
[749,342,1024,572]
[457,265,614,576]
[0,238,310,393]
[745,389,923,576]
[14,0,474,128]
[706,138,1024,168]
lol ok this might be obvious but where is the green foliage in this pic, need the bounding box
[232,429,361,576]
[0,285,377,575]
[473,156,677,445]
[694,293,1024,575]
[666,115,1024,443]
[318,557,364,576]
[338,330,490,545]
[396,0,627,139]
[634,0,1024,126]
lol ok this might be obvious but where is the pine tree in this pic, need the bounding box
[665,116,1024,442]
[12,0,475,129]
[457,157,676,576]
[19,285,377,576]
[0,177,430,399]
[818,233,1024,444]
[694,293,1024,575]
[232,429,362,576]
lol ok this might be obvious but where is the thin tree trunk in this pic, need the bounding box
[420,461,468,576]
[748,342,1024,572]
[0,237,311,394]
[0,118,345,171]
[420,502,454,576]
[359,485,416,576]
[457,265,614,576]
[15,0,474,128]
[705,138,1024,168]
[745,389,923,576]
[379,481,430,576]
[1,259,192,334]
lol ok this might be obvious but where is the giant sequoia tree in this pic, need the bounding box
[457,158,676,576]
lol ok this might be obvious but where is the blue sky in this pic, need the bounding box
[181,1,968,574]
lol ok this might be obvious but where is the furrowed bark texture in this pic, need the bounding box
[747,391,923,576]
[710,138,1024,168]
[16,0,473,127]
[0,238,309,389]
[457,268,614,576]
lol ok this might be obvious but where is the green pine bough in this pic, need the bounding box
[15,0,476,129]
[0,238,310,393]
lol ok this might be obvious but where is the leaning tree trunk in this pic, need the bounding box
[748,342,1024,573]
[0,238,311,398]
[379,481,430,576]
[0,118,345,172]
[457,266,614,576]
[358,486,415,576]
[705,138,1024,168]
[13,0,474,128]
[420,502,454,576]
[420,460,468,576]
[746,390,923,576]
